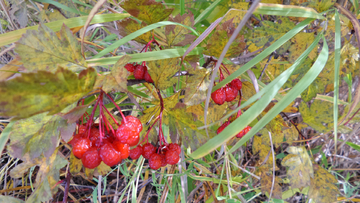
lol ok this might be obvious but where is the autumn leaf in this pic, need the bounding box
[0,57,22,81]
[147,58,180,90]
[184,66,211,106]
[0,196,24,203]
[120,0,173,24]
[281,146,314,189]
[308,165,339,203]
[256,58,292,84]
[69,152,82,174]
[259,167,282,199]
[252,136,275,168]
[203,19,246,58]
[186,102,227,125]
[164,13,196,46]
[10,149,68,202]
[95,55,131,92]
[0,67,96,119]
[117,18,152,44]
[299,100,334,133]
[14,24,87,72]
[288,32,318,63]
[8,110,76,160]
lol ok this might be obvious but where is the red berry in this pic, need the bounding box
[142,143,156,159]
[99,142,122,167]
[81,147,102,169]
[134,65,146,80]
[89,127,101,144]
[115,124,139,146]
[230,79,242,90]
[211,88,226,105]
[160,154,167,167]
[168,143,181,155]
[144,69,154,83]
[72,137,91,159]
[129,145,143,160]
[165,150,180,165]
[125,63,136,72]
[122,115,143,134]
[216,122,230,134]
[149,154,162,170]
[78,124,87,134]
[236,126,251,138]
[68,133,85,146]
[225,85,238,102]
[113,141,130,159]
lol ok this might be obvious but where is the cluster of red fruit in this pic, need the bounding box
[125,63,153,83]
[211,78,242,105]
[129,143,181,170]
[216,120,251,138]
[68,115,143,169]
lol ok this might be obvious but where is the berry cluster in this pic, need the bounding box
[124,63,153,83]
[68,90,143,169]
[129,143,181,170]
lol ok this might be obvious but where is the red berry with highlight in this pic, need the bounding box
[225,85,238,102]
[230,79,242,90]
[134,65,146,80]
[160,154,167,167]
[149,154,162,170]
[142,143,156,159]
[81,147,102,169]
[123,115,143,134]
[72,137,91,159]
[89,127,100,144]
[78,124,87,134]
[68,133,85,146]
[165,150,180,165]
[99,142,122,167]
[113,141,130,159]
[130,145,143,160]
[115,124,139,146]
[211,88,226,105]
[236,126,251,138]
[125,63,136,72]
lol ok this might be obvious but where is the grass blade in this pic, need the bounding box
[254,3,324,19]
[0,122,14,157]
[194,0,223,24]
[0,13,129,47]
[32,0,88,15]
[93,21,199,59]
[212,18,314,92]
[180,0,185,15]
[190,34,328,159]
[87,47,203,66]
[334,10,341,153]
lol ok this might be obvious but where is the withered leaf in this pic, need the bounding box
[308,165,339,203]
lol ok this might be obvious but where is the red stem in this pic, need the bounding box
[103,91,127,123]
[102,105,121,127]
[99,92,104,143]
[139,116,160,145]
[236,91,242,118]
[86,96,101,139]
[221,63,230,75]
[101,106,116,137]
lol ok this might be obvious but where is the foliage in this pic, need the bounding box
[0,0,357,202]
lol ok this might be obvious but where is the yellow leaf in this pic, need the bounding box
[117,18,152,44]
[147,58,181,90]
[164,14,196,46]
[299,100,334,133]
[252,136,275,168]
[308,165,339,203]
[184,66,211,106]
[259,168,282,199]
[69,152,82,174]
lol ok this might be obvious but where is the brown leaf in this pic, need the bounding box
[259,169,282,199]
[164,13,196,46]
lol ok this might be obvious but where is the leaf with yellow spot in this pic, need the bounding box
[283,101,298,113]
[14,24,87,72]
[0,67,96,119]
[10,149,68,203]
[281,146,314,189]
[241,81,257,101]
[308,165,339,203]
[95,55,131,92]
[257,58,292,83]
[184,66,211,106]
[120,0,173,24]
[117,18,152,44]
[164,13,196,46]
[203,19,246,58]
[260,115,298,147]
[299,100,333,133]
[259,167,282,199]
[94,162,112,176]
[252,136,275,168]
[147,58,181,90]
[288,32,318,63]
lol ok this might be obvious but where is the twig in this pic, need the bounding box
[63,170,71,203]
[98,175,102,203]
[258,54,273,81]
[268,132,275,201]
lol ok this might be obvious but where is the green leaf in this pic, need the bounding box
[281,146,314,189]
[0,67,96,119]
[147,58,180,90]
[8,112,75,159]
[308,165,339,202]
[0,13,129,47]
[15,24,87,72]
[10,149,68,203]
[120,0,174,24]
[33,0,88,15]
